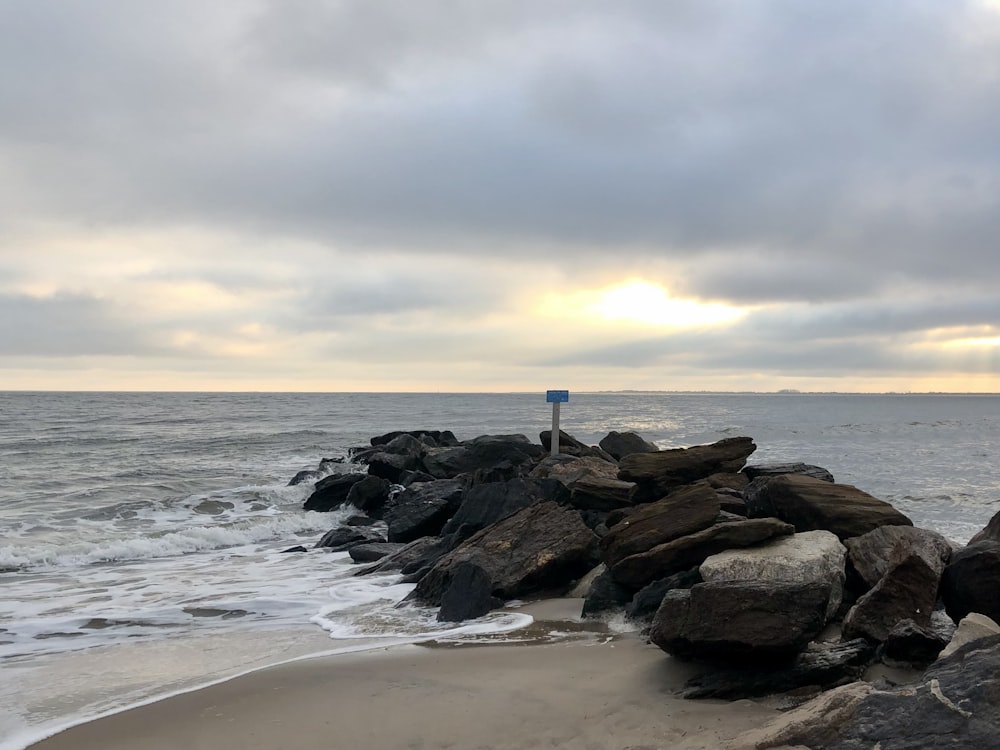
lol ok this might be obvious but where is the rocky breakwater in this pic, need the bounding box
[288,426,1000,745]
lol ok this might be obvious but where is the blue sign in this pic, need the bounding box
[546,390,570,403]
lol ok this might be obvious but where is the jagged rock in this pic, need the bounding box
[437,561,498,622]
[399,470,436,486]
[649,580,830,663]
[700,530,846,622]
[939,612,1000,658]
[280,545,308,553]
[568,563,606,597]
[774,635,1000,749]
[683,639,874,699]
[344,514,377,526]
[288,468,324,486]
[347,542,407,563]
[743,462,835,483]
[540,429,615,460]
[314,525,386,551]
[716,490,748,516]
[344,475,392,518]
[845,525,952,592]
[843,551,942,642]
[411,501,598,613]
[599,481,720,568]
[618,437,757,502]
[581,570,634,617]
[303,473,368,512]
[598,431,659,460]
[354,536,451,577]
[744,474,912,540]
[625,567,702,623]
[422,435,544,479]
[969,509,1000,545]
[440,478,565,546]
[531,456,635,511]
[940,540,1000,623]
[881,614,955,666]
[612,517,796,589]
[383,479,465,543]
[365,451,425,483]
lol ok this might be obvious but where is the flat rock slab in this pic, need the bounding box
[618,437,756,501]
[700,530,846,621]
[611,517,795,589]
[744,474,912,540]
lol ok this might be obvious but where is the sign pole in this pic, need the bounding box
[545,390,569,457]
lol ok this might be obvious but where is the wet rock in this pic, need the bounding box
[412,501,598,613]
[612,516,796,589]
[581,570,633,617]
[366,451,425,483]
[353,536,451,577]
[288,469,324,486]
[440,478,563,547]
[649,580,830,663]
[700,530,846,622]
[845,524,952,592]
[422,435,544,480]
[280,545,308,553]
[744,474,912,540]
[625,567,702,623]
[940,540,1000,623]
[314,525,386,551]
[347,542,407,563]
[618,436,757,502]
[599,481,720,568]
[303,473,368,512]
[540,429,615,460]
[881,615,955,667]
[598,430,658,460]
[370,430,459,448]
[383,479,465,543]
[437,561,498,622]
[344,475,392,518]
[969,509,1000,545]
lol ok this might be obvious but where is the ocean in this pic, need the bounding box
[1,391,998,748]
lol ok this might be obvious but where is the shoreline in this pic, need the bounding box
[25,635,779,750]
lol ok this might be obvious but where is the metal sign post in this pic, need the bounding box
[545,390,570,456]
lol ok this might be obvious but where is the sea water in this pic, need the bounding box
[1,391,998,747]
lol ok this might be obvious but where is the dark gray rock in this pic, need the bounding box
[540,429,615,460]
[618,437,757,502]
[611,517,795,589]
[599,481,720,568]
[682,639,874,699]
[344,514,377,526]
[581,570,634,617]
[843,551,943,643]
[344,475,392,518]
[598,431,658,460]
[303,473,368,512]
[411,501,598,612]
[882,615,955,667]
[347,542,407,563]
[370,430,459,447]
[649,580,830,663]
[353,536,451,577]
[625,567,702,623]
[940,540,1000,624]
[845,525,952,592]
[440,478,563,545]
[280,545,308,553]
[422,435,544,479]
[288,469,324,486]
[437,562,499,622]
[314,525,386,551]
[969,509,1000,545]
[383,479,465,543]
[744,474,912,540]
[743,462,835,483]
[366,451,425,483]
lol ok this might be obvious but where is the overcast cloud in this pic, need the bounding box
[1,0,999,391]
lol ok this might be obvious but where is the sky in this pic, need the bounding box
[2,0,1000,393]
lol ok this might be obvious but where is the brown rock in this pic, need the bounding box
[845,525,952,591]
[842,551,942,642]
[618,437,756,502]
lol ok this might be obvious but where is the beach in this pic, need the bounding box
[26,600,779,750]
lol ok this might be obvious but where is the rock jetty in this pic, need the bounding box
[288,427,1000,748]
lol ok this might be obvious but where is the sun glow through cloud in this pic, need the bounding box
[588,280,747,328]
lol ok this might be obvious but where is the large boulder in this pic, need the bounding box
[649,580,830,663]
[744,474,912,540]
[436,561,497,622]
[347,542,407,563]
[540,429,614,460]
[599,482,720,568]
[422,435,544,479]
[611,517,796,590]
[625,567,703,623]
[969,509,1000,545]
[370,430,459,447]
[531,456,635,512]
[314,525,385,551]
[344,475,392,518]
[598,431,659,460]
[700,529,847,622]
[845,524,952,592]
[618,436,757,502]
[353,536,450,577]
[303,473,368,512]
[940,540,1000,623]
[383,479,465,543]
[411,501,598,612]
[766,635,1000,749]
[439,478,565,545]
[939,612,1000,658]
[843,550,944,643]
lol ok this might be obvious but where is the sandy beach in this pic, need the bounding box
[27,602,780,750]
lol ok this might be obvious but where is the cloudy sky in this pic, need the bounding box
[2,0,1000,392]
